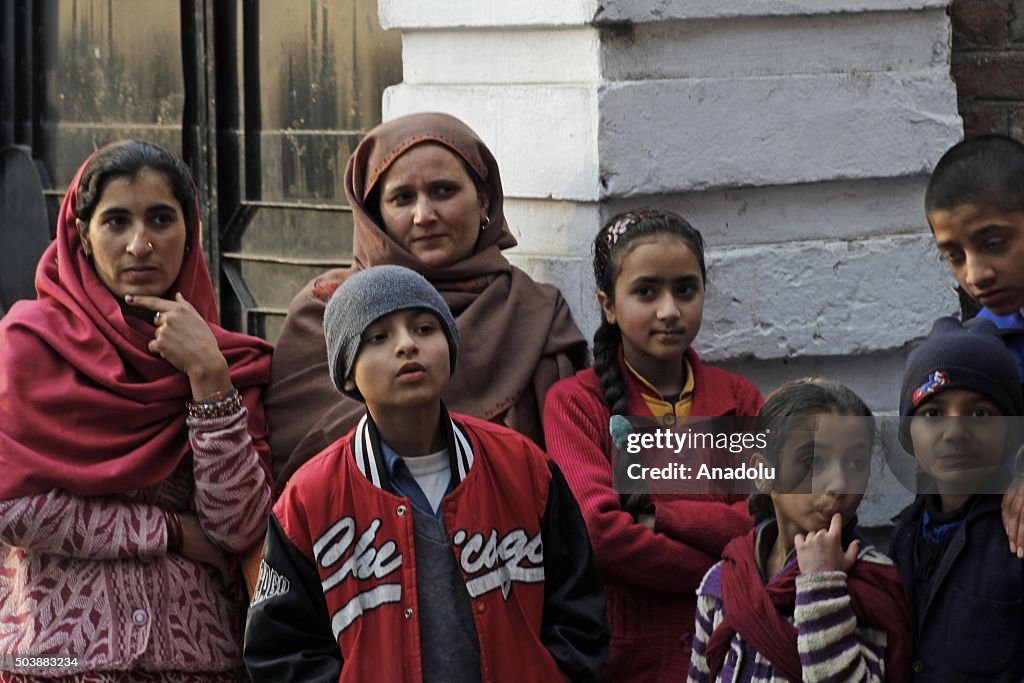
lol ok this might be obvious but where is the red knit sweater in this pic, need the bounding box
[542,347,763,683]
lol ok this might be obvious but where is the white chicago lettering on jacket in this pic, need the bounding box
[452,527,544,600]
[250,559,291,606]
[313,516,403,638]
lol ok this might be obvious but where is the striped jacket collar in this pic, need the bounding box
[351,405,475,492]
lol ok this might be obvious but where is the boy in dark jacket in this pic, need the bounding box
[889,317,1024,682]
[925,135,1024,393]
[925,134,1024,557]
[243,265,607,683]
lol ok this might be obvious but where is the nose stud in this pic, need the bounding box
[147,241,154,250]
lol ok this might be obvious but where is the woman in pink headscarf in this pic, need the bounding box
[0,140,273,681]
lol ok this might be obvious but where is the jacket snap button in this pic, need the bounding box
[476,603,486,613]
[131,609,148,625]
[397,505,407,516]
[404,608,414,619]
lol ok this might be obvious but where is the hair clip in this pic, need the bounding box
[604,216,634,250]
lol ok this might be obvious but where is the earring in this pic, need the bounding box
[481,216,490,231]
[77,220,91,259]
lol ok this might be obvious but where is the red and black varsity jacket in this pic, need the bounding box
[244,408,608,683]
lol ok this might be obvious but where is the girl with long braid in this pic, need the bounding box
[542,208,763,681]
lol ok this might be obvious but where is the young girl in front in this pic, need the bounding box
[687,379,913,683]
[543,208,763,681]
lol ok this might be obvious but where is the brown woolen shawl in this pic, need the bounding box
[265,112,587,489]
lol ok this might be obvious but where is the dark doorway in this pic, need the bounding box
[0,0,401,340]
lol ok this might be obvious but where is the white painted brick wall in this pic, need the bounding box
[600,12,950,80]
[698,235,958,360]
[598,71,960,195]
[380,0,598,29]
[403,29,602,84]
[380,0,950,28]
[594,0,949,23]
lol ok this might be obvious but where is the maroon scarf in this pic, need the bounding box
[705,521,912,683]
[0,144,273,498]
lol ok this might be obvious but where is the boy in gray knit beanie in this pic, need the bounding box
[245,265,609,683]
[323,264,459,399]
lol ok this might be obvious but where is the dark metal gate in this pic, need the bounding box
[0,0,401,339]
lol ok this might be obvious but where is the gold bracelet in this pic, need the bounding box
[187,387,243,419]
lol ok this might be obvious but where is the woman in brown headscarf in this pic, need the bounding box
[265,112,587,487]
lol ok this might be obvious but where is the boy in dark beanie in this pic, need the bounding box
[244,265,607,683]
[889,316,1024,681]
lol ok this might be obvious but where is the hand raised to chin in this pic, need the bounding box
[125,292,232,400]
[794,513,860,574]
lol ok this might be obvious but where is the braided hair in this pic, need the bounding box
[592,208,707,416]
[594,209,707,516]
[748,378,874,523]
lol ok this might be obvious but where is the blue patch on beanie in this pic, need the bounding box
[911,370,950,408]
